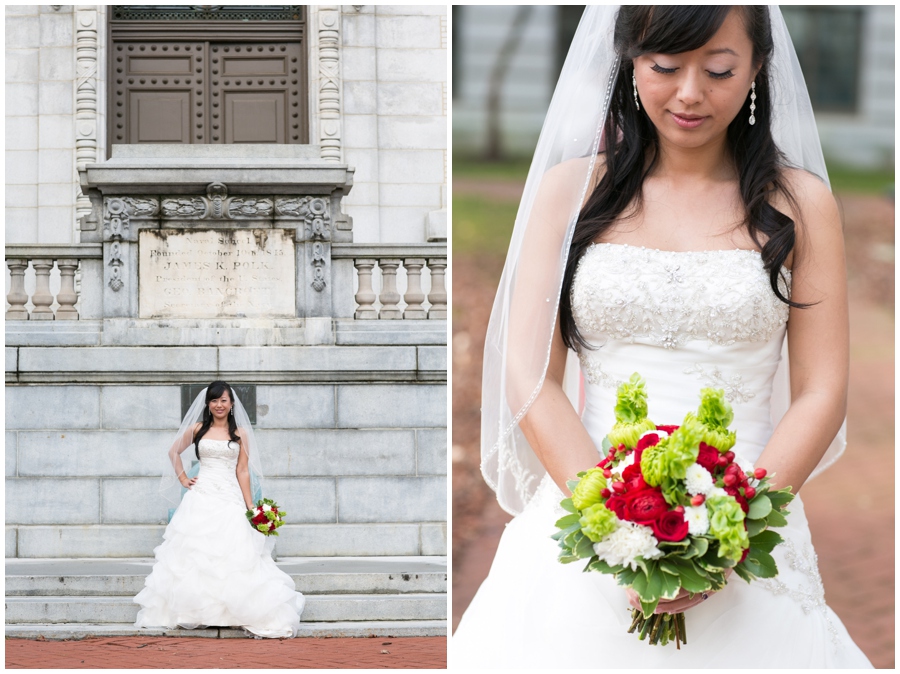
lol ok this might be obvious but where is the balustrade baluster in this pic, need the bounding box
[56,259,80,320]
[30,259,55,320]
[426,258,447,319]
[6,259,30,320]
[403,258,427,320]
[378,259,402,319]
[353,259,378,319]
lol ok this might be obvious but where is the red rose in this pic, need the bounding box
[740,547,749,563]
[652,510,690,542]
[636,433,660,452]
[623,488,668,524]
[696,442,720,473]
[621,463,647,491]
[605,494,628,520]
[655,425,680,435]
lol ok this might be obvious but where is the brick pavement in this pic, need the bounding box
[4,636,447,669]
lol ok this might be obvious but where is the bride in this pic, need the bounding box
[453,6,872,668]
[134,381,304,637]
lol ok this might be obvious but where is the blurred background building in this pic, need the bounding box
[452,5,895,169]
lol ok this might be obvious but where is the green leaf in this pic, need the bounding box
[558,554,580,564]
[554,513,581,529]
[743,548,778,578]
[764,508,788,528]
[574,534,595,559]
[617,567,641,587]
[659,569,682,600]
[675,561,712,594]
[587,558,623,575]
[746,493,772,519]
[746,517,767,538]
[767,488,795,510]
[566,479,580,493]
[602,436,612,452]
[731,562,755,583]
[559,498,578,514]
[681,536,709,560]
[749,529,783,554]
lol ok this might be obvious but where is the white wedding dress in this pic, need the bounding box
[453,243,872,668]
[134,438,304,637]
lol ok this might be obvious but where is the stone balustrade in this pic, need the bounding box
[5,245,102,321]
[7,243,448,323]
[332,244,447,321]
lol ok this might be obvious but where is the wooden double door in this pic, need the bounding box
[109,8,308,149]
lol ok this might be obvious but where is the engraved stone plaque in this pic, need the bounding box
[140,229,295,318]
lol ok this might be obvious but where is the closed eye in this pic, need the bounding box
[650,63,735,80]
[650,63,676,75]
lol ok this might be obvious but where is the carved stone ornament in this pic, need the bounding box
[161,197,208,219]
[160,183,274,221]
[311,241,327,292]
[207,181,228,218]
[103,197,159,240]
[317,6,342,162]
[276,196,332,240]
[108,241,125,292]
[229,197,274,219]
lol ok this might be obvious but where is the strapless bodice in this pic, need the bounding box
[571,243,791,465]
[192,438,244,507]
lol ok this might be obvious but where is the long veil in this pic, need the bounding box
[479,5,846,516]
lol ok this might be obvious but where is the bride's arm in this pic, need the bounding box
[235,428,254,510]
[754,172,849,493]
[507,157,606,494]
[170,423,200,488]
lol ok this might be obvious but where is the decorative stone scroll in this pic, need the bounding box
[161,183,274,221]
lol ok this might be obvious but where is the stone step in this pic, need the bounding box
[6,557,447,596]
[6,620,447,640]
[5,593,447,624]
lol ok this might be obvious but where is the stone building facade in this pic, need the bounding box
[5,2,448,575]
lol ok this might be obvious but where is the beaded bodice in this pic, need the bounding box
[570,243,791,465]
[191,438,244,507]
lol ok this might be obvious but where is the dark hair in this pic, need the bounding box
[193,381,241,459]
[560,6,803,351]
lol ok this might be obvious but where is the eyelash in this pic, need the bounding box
[650,63,734,80]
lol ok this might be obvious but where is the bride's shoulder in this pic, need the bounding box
[537,153,608,209]
[772,167,838,228]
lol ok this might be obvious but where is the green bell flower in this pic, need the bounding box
[579,503,620,542]
[571,467,607,511]
[607,373,656,449]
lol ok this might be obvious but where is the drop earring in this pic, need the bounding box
[749,81,756,126]
[632,72,640,110]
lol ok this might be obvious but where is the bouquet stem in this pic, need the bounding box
[629,609,686,648]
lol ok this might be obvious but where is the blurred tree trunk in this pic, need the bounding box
[484,6,532,161]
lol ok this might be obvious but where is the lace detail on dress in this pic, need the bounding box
[683,364,756,403]
[761,538,841,651]
[191,439,245,508]
[570,244,791,350]
[578,352,625,389]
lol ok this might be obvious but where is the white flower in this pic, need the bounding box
[708,486,729,499]
[684,505,710,535]
[734,455,758,486]
[616,450,636,471]
[592,522,663,571]
[684,463,714,496]
[640,428,669,441]
[262,504,272,512]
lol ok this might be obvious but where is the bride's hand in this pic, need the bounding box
[626,568,733,614]
[180,477,197,489]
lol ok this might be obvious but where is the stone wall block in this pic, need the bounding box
[16,525,164,558]
[7,478,100,524]
[18,430,171,477]
[377,116,445,150]
[6,527,16,557]
[218,346,415,374]
[101,478,170,524]
[6,15,39,48]
[39,11,73,47]
[38,81,73,115]
[6,150,39,185]
[342,47,377,81]
[6,385,101,430]
[6,6,40,16]
[375,6,446,16]
[375,16,440,49]
[37,183,72,206]
[6,82,39,116]
[343,81,377,115]
[6,347,18,373]
[100,385,182,429]
[266,478,336,523]
[376,49,446,82]
[255,385,335,428]
[379,183,441,208]
[38,115,75,149]
[273,523,420,556]
[337,384,445,428]
[6,48,39,82]
[5,209,38,243]
[6,431,18,477]
[378,150,445,184]
[377,82,443,116]
[38,46,74,81]
[258,429,416,476]
[337,476,445,523]
[417,346,447,372]
[38,206,74,243]
[342,12,375,47]
[344,114,378,149]
[6,117,38,150]
[17,347,218,374]
[38,148,74,183]
[416,428,447,476]
[420,523,447,555]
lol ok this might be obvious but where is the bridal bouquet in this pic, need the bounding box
[552,374,794,648]
[246,498,285,536]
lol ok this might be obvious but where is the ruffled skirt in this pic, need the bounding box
[452,477,872,668]
[134,488,304,638]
